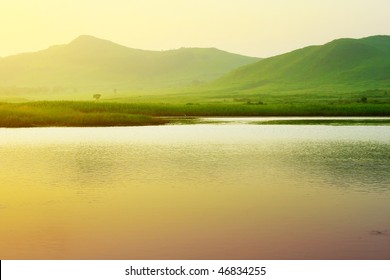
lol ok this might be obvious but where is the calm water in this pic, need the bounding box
[0,124,390,259]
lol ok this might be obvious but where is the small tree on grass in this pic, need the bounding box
[93,94,101,101]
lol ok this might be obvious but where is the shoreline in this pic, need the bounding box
[1,101,390,127]
[2,117,390,128]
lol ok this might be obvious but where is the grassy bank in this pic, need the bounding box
[1,101,390,127]
[0,102,168,127]
[30,100,390,116]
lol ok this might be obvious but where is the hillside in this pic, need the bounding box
[215,35,390,92]
[0,35,260,93]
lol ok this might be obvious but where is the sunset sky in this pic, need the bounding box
[1,0,390,58]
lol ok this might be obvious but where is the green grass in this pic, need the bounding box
[0,102,168,127]
[1,100,390,127]
[28,101,390,116]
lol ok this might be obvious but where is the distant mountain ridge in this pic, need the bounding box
[215,35,390,91]
[0,35,260,91]
[2,35,389,98]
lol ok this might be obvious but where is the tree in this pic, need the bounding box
[93,94,101,101]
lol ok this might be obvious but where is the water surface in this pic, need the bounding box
[1,124,390,259]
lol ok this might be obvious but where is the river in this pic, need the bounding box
[0,123,389,259]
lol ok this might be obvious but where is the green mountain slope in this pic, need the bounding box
[215,35,390,91]
[0,35,260,91]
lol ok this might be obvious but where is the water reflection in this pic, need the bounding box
[271,141,390,193]
[0,125,389,259]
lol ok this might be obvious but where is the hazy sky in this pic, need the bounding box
[1,0,390,58]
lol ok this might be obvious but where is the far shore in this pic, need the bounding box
[1,101,390,127]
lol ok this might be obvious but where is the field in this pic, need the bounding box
[0,102,168,127]
[1,88,390,127]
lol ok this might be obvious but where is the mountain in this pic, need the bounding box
[215,35,390,91]
[0,35,260,91]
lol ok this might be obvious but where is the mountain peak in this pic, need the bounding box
[66,35,133,53]
[69,35,110,45]
[0,35,259,89]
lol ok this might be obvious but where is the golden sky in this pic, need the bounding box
[1,0,390,58]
